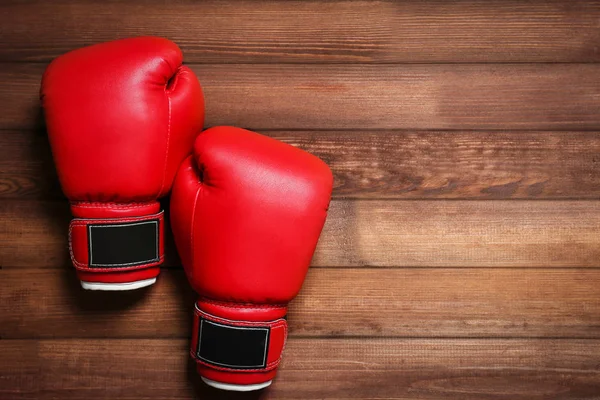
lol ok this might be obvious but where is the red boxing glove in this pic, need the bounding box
[170,127,333,391]
[41,37,204,291]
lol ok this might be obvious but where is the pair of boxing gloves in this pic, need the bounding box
[40,37,333,391]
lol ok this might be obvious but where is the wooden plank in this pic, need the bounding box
[2,338,600,399]
[2,268,600,339]
[319,200,600,267]
[3,128,600,200]
[2,200,600,268]
[0,130,62,200]
[0,201,71,269]
[1,0,600,63]
[4,63,600,131]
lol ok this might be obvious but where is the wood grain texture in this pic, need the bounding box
[0,130,61,200]
[2,2,600,398]
[2,200,600,268]
[5,63,600,130]
[3,268,600,339]
[2,0,600,63]
[4,129,600,200]
[3,338,600,399]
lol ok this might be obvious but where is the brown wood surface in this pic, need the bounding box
[3,268,600,340]
[3,128,600,200]
[3,63,600,130]
[2,0,600,398]
[2,0,600,64]
[2,200,599,269]
[3,338,600,399]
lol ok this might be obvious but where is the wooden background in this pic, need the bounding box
[1,0,600,398]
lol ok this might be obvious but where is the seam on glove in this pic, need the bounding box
[189,183,202,283]
[70,202,157,209]
[157,93,172,197]
[191,353,282,373]
[198,298,287,310]
[71,256,164,271]
[70,212,163,224]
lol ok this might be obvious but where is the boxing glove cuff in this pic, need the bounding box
[70,212,164,270]
[191,305,287,373]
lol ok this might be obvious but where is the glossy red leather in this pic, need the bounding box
[170,126,333,389]
[70,201,160,219]
[198,366,278,387]
[40,37,204,287]
[77,268,160,284]
[197,298,287,322]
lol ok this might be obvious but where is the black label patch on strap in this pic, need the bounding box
[197,318,270,369]
[88,220,159,267]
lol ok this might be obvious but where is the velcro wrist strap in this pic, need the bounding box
[191,306,287,372]
[69,211,164,271]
